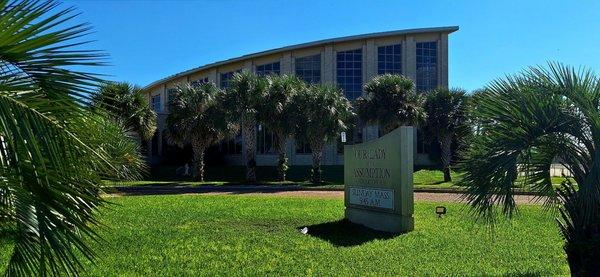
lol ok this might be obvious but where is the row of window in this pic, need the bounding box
[153,42,438,112]
[218,42,436,98]
[256,61,280,76]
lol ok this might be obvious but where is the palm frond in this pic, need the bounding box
[92,81,157,141]
[356,74,424,133]
[0,93,108,276]
[0,0,106,110]
[459,65,592,220]
[0,1,143,275]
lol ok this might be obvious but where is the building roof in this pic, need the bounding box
[144,26,459,90]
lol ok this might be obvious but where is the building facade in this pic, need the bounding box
[144,26,459,166]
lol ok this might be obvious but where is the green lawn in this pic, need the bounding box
[1,194,568,275]
[105,166,465,189]
[108,166,571,192]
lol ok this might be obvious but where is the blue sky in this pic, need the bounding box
[72,0,600,91]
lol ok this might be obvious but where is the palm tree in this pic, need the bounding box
[259,75,306,181]
[0,1,143,275]
[73,111,148,181]
[459,62,600,275]
[295,84,353,183]
[166,83,236,181]
[224,71,268,183]
[355,74,425,134]
[423,88,469,182]
[93,81,157,141]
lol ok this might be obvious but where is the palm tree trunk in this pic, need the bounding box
[310,140,324,183]
[558,182,600,276]
[242,116,257,183]
[275,134,288,181]
[439,133,453,182]
[191,141,206,182]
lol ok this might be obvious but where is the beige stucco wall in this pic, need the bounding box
[146,31,450,93]
[146,30,454,166]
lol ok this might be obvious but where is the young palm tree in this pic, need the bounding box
[166,83,236,181]
[295,84,353,183]
[259,75,306,181]
[93,81,157,141]
[0,1,143,275]
[459,62,600,275]
[224,71,268,182]
[73,112,148,181]
[355,74,425,134]
[423,88,470,182]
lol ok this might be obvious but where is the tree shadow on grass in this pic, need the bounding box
[503,272,545,277]
[300,219,399,247]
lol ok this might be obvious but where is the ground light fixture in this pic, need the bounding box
[435,206,447,218]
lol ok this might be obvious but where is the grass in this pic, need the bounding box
[1,194,568,275]
[108,166,572,192]
[105,166,464,189]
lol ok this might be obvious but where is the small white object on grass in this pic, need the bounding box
[299,227,308,234]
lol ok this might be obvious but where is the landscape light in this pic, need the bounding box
[435,206,447,218]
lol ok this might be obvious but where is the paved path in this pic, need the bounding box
[109,185,543,204]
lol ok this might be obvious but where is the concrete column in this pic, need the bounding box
[160,84,167,112]
[365,39,377,83]
[439,33,449,88]
[208,68,217,84]
[281,52,292,75]
[404,36,416,85]
[244,60,253,72]
[322,45,334,84]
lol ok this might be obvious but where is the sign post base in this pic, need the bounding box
[345,207,414,233]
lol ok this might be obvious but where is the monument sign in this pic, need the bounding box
[344,126,414,233]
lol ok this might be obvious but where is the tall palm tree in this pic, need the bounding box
[93,81,157,141]
[355,74,425,134]
[295,84,353,183]
[259,75,306,181]
[0,1,143,275]
[224,71,268,183]
[166,83,236,181]
[459,62,600,275]
[423,88,469,182]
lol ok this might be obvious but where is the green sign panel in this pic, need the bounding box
[344,126,414,233]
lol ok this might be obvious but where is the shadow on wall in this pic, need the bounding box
[300,219,400,247]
